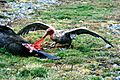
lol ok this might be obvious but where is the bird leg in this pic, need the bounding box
[55,42,73,49]
[54,43,59,48]
[54,43,66,48]
[69,45,74,48]
[66,42,73,48]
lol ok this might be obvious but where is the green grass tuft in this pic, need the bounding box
[18,67,48,78]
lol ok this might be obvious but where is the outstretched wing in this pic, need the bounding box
[65,28,114,47]
[17,22,52,35]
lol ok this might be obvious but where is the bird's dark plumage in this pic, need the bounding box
[0,24,59,60]
[17,22,52,35]
[17,22,114,48]
[64,28,114,47]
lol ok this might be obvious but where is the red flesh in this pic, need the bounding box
[22,38,44,52]
[32,38,44,50]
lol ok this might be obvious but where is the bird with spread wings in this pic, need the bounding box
[17,22,114,49]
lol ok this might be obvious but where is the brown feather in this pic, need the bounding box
[17,22,52,35]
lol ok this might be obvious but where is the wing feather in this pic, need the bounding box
[65,28,114,47]
[17,22,52,35]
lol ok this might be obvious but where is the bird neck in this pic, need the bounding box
[48,30,54,35]
[47,30,55,39]
[49,33,54,39]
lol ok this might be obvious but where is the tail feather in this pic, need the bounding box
[32,50,60,60]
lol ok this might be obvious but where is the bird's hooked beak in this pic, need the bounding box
[42,32,48,39]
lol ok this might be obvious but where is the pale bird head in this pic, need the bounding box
[42,28,55,39]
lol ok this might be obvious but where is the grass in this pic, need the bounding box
[35,1,114,22]
[0,0,120,80]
